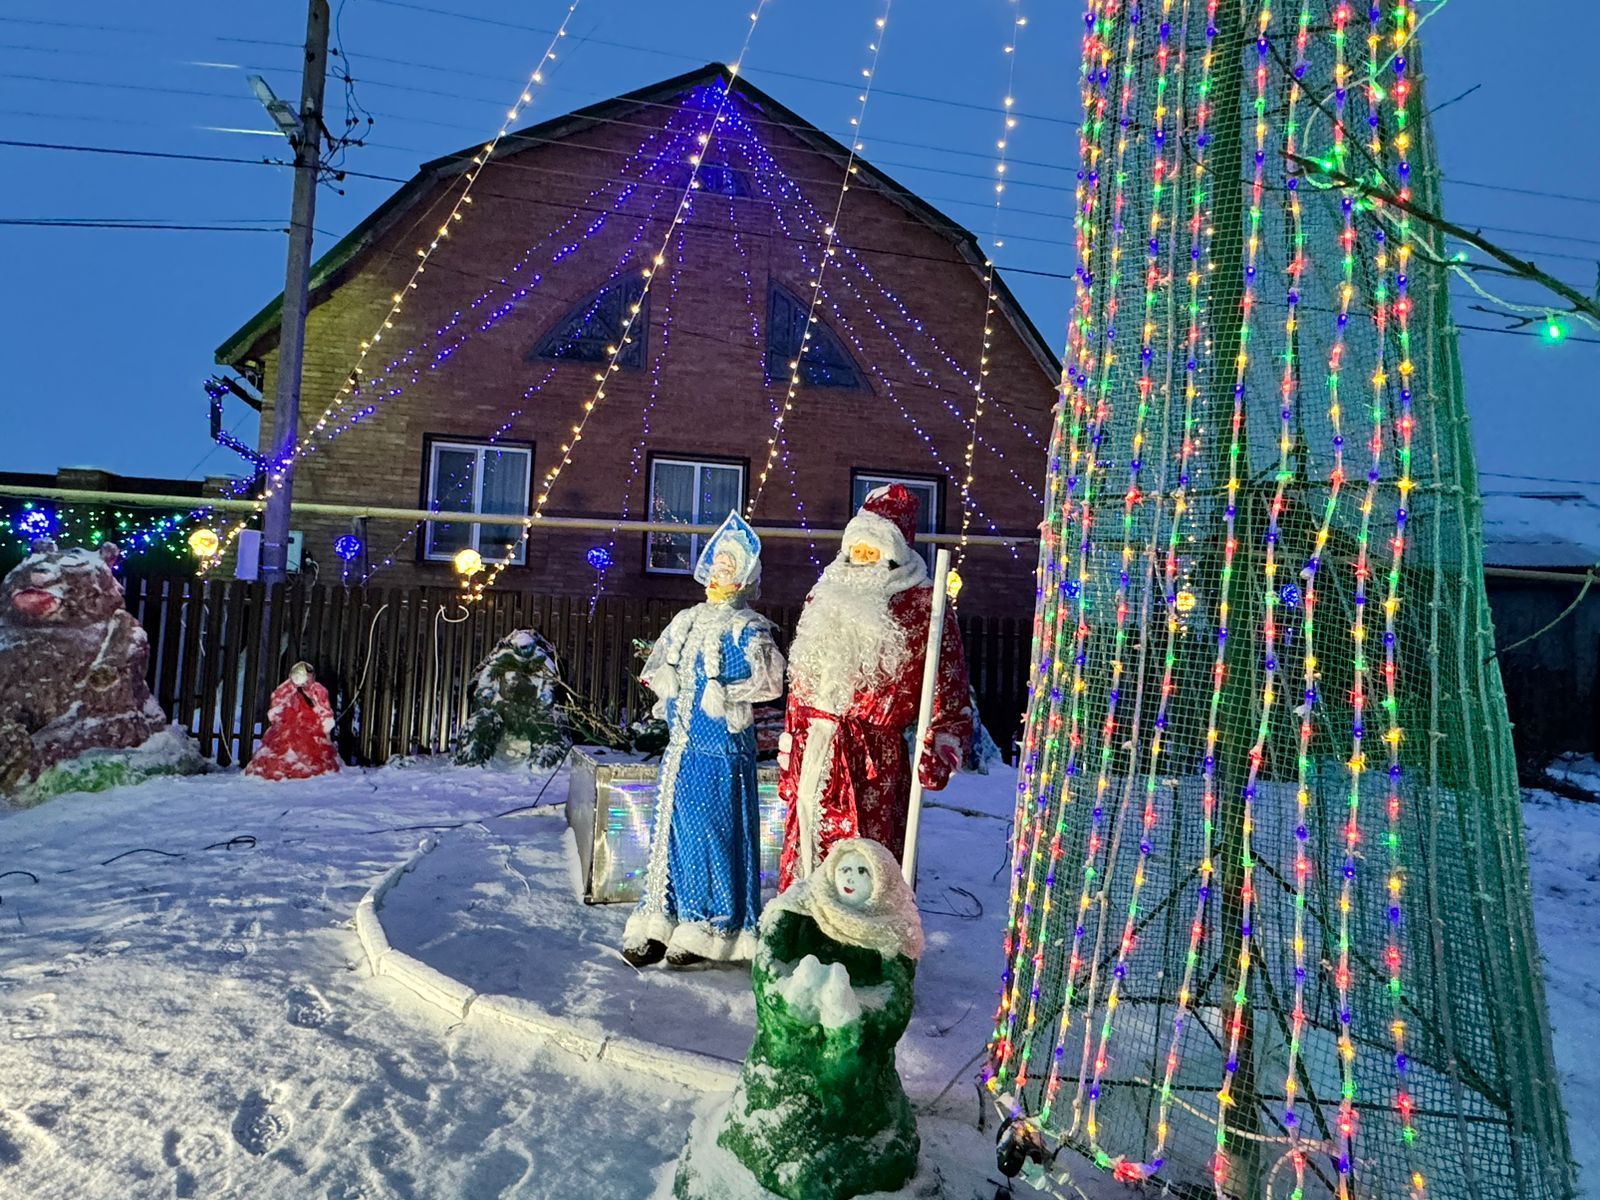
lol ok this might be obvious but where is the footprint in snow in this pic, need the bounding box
[231,1093,292,1156]
[287,985,333,1029]
[163,1129,228,1198]
[218,917,262,961]
[7,993,57,1040]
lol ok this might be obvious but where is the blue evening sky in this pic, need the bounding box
[2,0,1596,495]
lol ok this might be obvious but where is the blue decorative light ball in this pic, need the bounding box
[334,535,363,562]
[16,509,52,539]
[586,545,613,571]
[1279,583,1303,608]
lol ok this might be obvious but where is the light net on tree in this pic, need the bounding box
[985,3,1577,1198]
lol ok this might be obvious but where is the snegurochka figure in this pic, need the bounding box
[623,511,785,969]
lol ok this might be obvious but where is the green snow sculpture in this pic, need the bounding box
[673,838,927,1200]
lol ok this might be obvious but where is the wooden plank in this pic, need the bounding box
[417,591,438,755]
[180,580,206,742]
[616,599,639,725]
[214,582,247,766]
[397,587,425,757]
[373,587,404,764]
[303,582,325,672]
[195,582,225,761]
[155,579,185,719]
[586,597,607,719]
[236,582,272,768]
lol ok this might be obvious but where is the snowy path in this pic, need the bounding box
[374,785,1015,1102]
[0,765,1087,1200]
[1,760,1594,1198]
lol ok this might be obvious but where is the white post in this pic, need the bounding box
[902,547,952,886]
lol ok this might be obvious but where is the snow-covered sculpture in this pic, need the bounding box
[671,838,925,1200]
[778,484,972,887]
[245,662,340,780]
[455,629,570,769]
[623,512,785,969]
[0,540,195,802]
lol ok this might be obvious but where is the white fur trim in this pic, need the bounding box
[622,910,759,963]
[700,680,726,720]
[793,714,838,881]
[777,731,793,754]
[840,511,914,570]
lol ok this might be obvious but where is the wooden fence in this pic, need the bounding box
[122,579,1032,769]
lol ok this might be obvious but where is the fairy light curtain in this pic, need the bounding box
[986,3,1577,1199]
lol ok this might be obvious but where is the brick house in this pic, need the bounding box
[215,63,1057,617]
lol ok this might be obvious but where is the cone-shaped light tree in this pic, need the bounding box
[986,3,1577,1198]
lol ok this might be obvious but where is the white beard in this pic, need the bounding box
[787,560,910,714]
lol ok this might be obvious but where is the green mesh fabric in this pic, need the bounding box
[984,3,1577,1198]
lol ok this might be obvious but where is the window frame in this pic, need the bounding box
[419,435,535,566]
[765,281,868,391]
[529,278,649,369]
[849,469,943,567]
[644,452,750,576]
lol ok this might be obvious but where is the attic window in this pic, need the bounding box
[531,278,648,368]
[673,155,751,198]
[765,282,865,390]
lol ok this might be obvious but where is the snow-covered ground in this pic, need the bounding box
[1524,758,1600,1193]
[0,759,1595,1199]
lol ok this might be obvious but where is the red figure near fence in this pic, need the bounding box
[246,662,341,781]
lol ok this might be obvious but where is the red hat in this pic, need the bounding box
[861,483,919,545]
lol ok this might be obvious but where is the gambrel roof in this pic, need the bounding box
[215,62,1060,382]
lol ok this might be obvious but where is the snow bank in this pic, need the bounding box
[13,723,205,807]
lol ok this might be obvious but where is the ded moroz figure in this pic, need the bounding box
[777,484,971,888]
[623,511,786,969]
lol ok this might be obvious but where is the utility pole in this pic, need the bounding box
[258,0,331,583]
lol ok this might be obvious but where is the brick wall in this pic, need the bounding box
[239,87,1056,618]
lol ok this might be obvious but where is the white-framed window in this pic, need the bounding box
[423,438,533,565]
[850,472,940,567]
[647,456,747,574]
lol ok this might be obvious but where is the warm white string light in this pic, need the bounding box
[210,1,586,567]
[472,3,775,598]
[744,0,894,519]
[956,0,1027,572]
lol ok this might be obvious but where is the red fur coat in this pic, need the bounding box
[777,582,971,888]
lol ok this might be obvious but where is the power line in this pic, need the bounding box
[362,0,1083,127]
[1481,471,1600,489]
[3,136,1598,348]
[0,219,286,232]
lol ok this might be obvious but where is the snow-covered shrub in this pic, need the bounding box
[455,629,570,769]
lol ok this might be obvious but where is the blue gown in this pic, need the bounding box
[624,601,785,962]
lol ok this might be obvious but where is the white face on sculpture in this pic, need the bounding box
[290,663,310,686]
[711,550,738,586]
[833,850,874,910]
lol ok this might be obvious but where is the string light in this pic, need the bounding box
[729,116,1045,513]
[16,509,52,540]
[956,0,1028,572]
[188,527,221,560]
[470,5,776,600]
[1,503,200,563]
[745,0,895,519]
[274,3,584,481]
